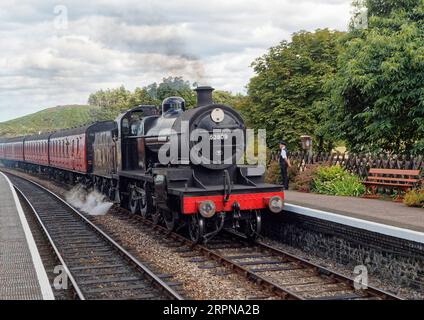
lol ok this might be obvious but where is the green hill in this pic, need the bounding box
[0,105,101,137]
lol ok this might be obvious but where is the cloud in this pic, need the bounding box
[0,0,352,122]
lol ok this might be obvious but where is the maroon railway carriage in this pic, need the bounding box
[25,133,51,166]
[49,127,88,173]
[0,138,4,159]
[47,122,117,180]
[0,136,25,162]
[0,122,116,185]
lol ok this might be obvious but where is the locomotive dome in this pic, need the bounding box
[162,96,185,116]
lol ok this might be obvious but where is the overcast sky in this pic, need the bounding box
[0,0,352,122]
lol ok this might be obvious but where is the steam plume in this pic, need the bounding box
[65,185,113,216]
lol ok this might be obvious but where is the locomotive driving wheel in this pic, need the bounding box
[188,214,205,244]
[242,210,261,241]
[129,188,139,214]
[138,188,149,218]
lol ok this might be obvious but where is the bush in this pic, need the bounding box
[403,189,424,208]
[293,164,322,192]
[265,160,281,184]
[288,161,300,183]
[312,165,365,197]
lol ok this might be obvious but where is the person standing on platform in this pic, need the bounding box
[279,141,291,190]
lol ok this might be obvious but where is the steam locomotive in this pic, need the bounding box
[0,86,284,242]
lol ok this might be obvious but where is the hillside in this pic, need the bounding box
[0,105,101,137]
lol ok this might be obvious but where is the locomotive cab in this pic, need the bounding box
[116,105,159,171]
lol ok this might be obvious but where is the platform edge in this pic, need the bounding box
[0,172,55,300]
[285,202,424,245]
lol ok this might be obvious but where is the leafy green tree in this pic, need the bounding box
[88,85,131,110]
[245,29,344,151]
[145,76,197,107]
[127,87,158,107]
[365,0,421,17]
[328,0,424,154]
[213,90,246,110]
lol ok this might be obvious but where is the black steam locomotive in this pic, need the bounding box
[0,86,284,243]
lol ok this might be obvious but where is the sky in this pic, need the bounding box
[0,0,352,122]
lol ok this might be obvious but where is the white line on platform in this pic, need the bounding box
[0,172,55,300]
[285,202,424,244]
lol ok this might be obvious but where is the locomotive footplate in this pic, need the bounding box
[116,170,154,182]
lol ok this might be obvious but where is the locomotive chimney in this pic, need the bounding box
[194,86,214,107]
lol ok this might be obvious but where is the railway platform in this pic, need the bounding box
[284,190,424,244]
[0,172,54,300]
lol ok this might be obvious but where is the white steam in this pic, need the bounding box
[65,185,113,216]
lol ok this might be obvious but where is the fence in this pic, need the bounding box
[270,151,424,178]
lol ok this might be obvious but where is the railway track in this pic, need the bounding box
[7,174,183,300]
[110,208,402,300]
[4,169,403,300]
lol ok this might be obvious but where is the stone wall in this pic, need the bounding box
[263,213,424,290]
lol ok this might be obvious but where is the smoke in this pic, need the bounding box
[65,185,113,216]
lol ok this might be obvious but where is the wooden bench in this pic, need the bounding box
[363,168,421,200]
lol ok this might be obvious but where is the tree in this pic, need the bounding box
[365,0,421,17]
[245,29,344,151]
[145,76,197,108]
[213,90,246,111]
[88,85,131,111]
[328,0,424,154]
[127,87,158,107]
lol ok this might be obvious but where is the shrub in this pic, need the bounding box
[288,162,300,183]
[403,189,424,208]
[312,165,365,197]
[293,164,322,192]
[265,160,281,184]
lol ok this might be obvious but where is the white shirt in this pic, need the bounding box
[280,149,287,160]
